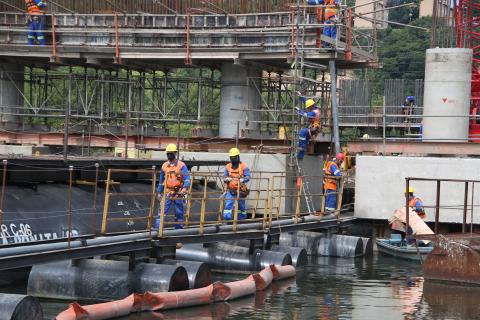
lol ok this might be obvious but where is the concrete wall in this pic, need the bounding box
[151,151,323,215]
[355,155,480,224]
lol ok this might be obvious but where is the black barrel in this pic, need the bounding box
[162,259,212,289]
[28,259,189,301]
[270,245,308,267]
[0,294,43,320]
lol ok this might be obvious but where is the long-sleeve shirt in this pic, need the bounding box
[35,0,47,8]
[157,161,191,193]
[328,162,341,177]
[297,96,319,119]
[298,128,315,149]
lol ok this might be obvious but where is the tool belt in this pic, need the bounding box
[229,184,249,198]
[166,186,182,196]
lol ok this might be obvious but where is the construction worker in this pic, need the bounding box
[297,126,319,161]
[404,187,425,219]
[322,9,338,48]
[323,153,344,212]
[307,0,339,47]
[25,0,47,45]
[223,148,251,221]
[296,93,321,131]
[155,144,191,230]
[403,96,415,122]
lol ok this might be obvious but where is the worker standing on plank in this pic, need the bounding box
[25,0,47,45]
[323,7,338,48]
[404,187,425,219]
[223,148,251,221]
[156,144,191,230]
[323,153,344,212]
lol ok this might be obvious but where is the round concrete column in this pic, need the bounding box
[219,63,261,138]
[0,63,23,125]
[423,48,472,142]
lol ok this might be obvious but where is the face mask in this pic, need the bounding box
[167,153,176,162]
[230,156,240,165]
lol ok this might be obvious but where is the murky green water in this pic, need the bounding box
[6,254,480,320]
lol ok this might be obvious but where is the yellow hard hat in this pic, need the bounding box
[305,99,315,108]
[362,133,370,140]
[166,144,177,153]
[229,148,240,157]
[404,187,414,193]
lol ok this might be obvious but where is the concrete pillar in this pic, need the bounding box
[423,48,472,142]
[0,63,24,125]
[219,63,261,138]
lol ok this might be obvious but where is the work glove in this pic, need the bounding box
[239,178,245,183]
[224,177,233,183]
[295,107,301,112]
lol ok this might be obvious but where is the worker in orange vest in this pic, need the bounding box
[307,0,340,47]
[223,148,251,221]
[404,187,425,219]
[25,0,47,45]
[323,153,344,212]
[156,144,191,229]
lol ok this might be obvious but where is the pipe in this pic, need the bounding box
[176,244,292,271]
[0,293,43,320]
[270,245,308,268]
[27,260,189,301]
[0,215,339,260]
[162,259,212,289]
[280,231,364,257]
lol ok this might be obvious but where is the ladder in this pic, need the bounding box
[294,156,316,214]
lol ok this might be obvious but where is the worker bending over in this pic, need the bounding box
[156,144,191,230]
[402,96,415,122]
[404,187,425,219]
[223,148,251,221]
[25,0,47,45]
[323,153,344,212]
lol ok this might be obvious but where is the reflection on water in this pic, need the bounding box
[28,255,480,319]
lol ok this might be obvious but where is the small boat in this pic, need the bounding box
[376,235,433,261]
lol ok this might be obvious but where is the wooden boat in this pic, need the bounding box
[376,237,433,261]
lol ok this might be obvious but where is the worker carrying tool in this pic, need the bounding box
[25,0,47,45]
[404,187,425,219]
[223,148,251,221]
[156,144,191,230]
[323,153,344,212]
[297,126,319,161]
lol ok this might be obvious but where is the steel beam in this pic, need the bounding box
[347,141,480,156]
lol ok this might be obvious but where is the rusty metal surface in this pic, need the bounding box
[423,234,480,285]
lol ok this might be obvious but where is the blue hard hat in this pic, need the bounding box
[406,96,415,102]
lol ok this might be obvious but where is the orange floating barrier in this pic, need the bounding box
[55,265,296,320]
[212,275,257,301]
[252,266,273,291]
[271,265,296,281]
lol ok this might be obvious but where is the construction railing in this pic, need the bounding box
[405,177,479,236]
[99,169,346,238]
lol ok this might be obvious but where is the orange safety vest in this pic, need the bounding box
[161,160,185,192]
[409,197,425,218]
[310,109,321,130]
[25,0,43,15]
[316,0,336,22]
[226,162,247,191]
[323,160,339,191]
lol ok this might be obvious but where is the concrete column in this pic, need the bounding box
[0,63,24,125]
[219,63,261,138]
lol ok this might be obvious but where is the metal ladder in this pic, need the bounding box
[294,155,316,214]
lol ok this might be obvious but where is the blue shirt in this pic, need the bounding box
[35,0,47,8]
[223,163,251,183]
[157,160,191,193]
[298,128,317,148]
[328,162,341,176]
[297,96,319,119]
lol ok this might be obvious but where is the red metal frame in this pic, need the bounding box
[455,0,480,141]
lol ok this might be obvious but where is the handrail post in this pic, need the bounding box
[232,180,240,232]
[434,180,440,233]
[147,165,156,237]
[158,179,167,238]
[405,178,410,241]
[199,178,207,234]
[101,169,112,235]
[91,163,99,235]
[67,165,73,248]
[0,159,7,227]
[294,177,302,224]
[184,174,194,228]
[462,181,468,233]
[262,177,270,230]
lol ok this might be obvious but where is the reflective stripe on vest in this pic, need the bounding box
[25,0,42,14]
[323,161,338,190]
[226,162,246,191]
[161,160,185,191]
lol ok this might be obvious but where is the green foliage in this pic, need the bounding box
[356,16,431,102]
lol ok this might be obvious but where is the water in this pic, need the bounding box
[7,254,480,320]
